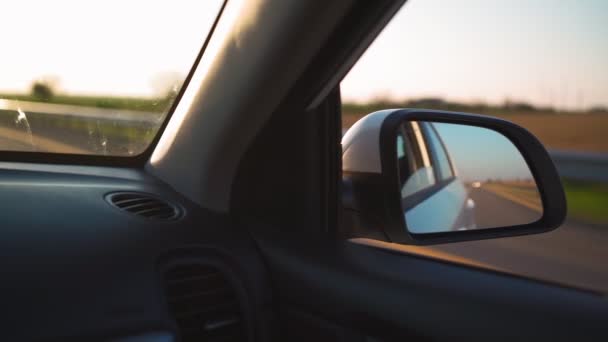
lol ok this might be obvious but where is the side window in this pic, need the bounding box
[422,123,453,181]
[341,0,608,293]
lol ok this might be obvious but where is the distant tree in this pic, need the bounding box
[536,106,555,113]
[31,81,54,100]
[511,102,536,111]
[503,100,536,111]
[406,98,446,108]
[588,106,608,114]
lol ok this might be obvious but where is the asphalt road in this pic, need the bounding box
[469,188,541,228]
[0,126,89,154]
[0,134,32,151]
[429,188,608,294]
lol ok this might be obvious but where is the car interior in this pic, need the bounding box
[2,1,607,341]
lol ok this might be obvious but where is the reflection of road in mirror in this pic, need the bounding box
[466,180,542,229]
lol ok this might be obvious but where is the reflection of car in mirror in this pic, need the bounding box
[396,121,476,233]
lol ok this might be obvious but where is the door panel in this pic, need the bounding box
[251,227,608,340]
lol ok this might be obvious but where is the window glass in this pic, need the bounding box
[422,124,453,181]
[397,123,436,197]
[0,0,224,156]
[341,0,608,294]
[396,134,405,159]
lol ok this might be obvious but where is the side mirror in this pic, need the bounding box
[341,109,566,245]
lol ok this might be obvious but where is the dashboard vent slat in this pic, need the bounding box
[106,192,180,221]
[163,263,246,342]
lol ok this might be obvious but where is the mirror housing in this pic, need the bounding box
[341,109,567,245]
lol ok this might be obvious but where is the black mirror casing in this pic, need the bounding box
[342,109,567,245]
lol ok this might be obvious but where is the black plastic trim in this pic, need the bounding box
[105,191,184,221]
[425,123,457,178]
[251,227,608,341]
[156,249,256,342]
[374,109,567,245]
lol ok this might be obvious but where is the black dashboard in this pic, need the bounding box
[0,163,273,341]
[3,162,608,341]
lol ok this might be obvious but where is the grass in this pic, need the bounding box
[563,180,608,225]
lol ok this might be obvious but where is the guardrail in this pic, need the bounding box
[549,150,608,183]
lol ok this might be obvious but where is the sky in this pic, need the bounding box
[1,0,606,110]
[0,0,223,97]
[341,0,608,110]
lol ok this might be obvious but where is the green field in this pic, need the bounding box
[563,180,608,225]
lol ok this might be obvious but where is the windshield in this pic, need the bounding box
[0,0,224,156]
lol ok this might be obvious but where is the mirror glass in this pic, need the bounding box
[396,121,542,234]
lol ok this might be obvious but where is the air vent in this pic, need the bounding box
[107,192,180,220]
[163,264,246,342]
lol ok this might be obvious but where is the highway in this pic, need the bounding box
[429,188,608,294]
[0,126,90,154]
[0,133,33,151]
[469,187,541,228]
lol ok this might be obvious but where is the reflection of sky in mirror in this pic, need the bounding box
[431,122,534,182]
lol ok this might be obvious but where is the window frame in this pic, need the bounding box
[421,122,455,181]
[399,122,457,211]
